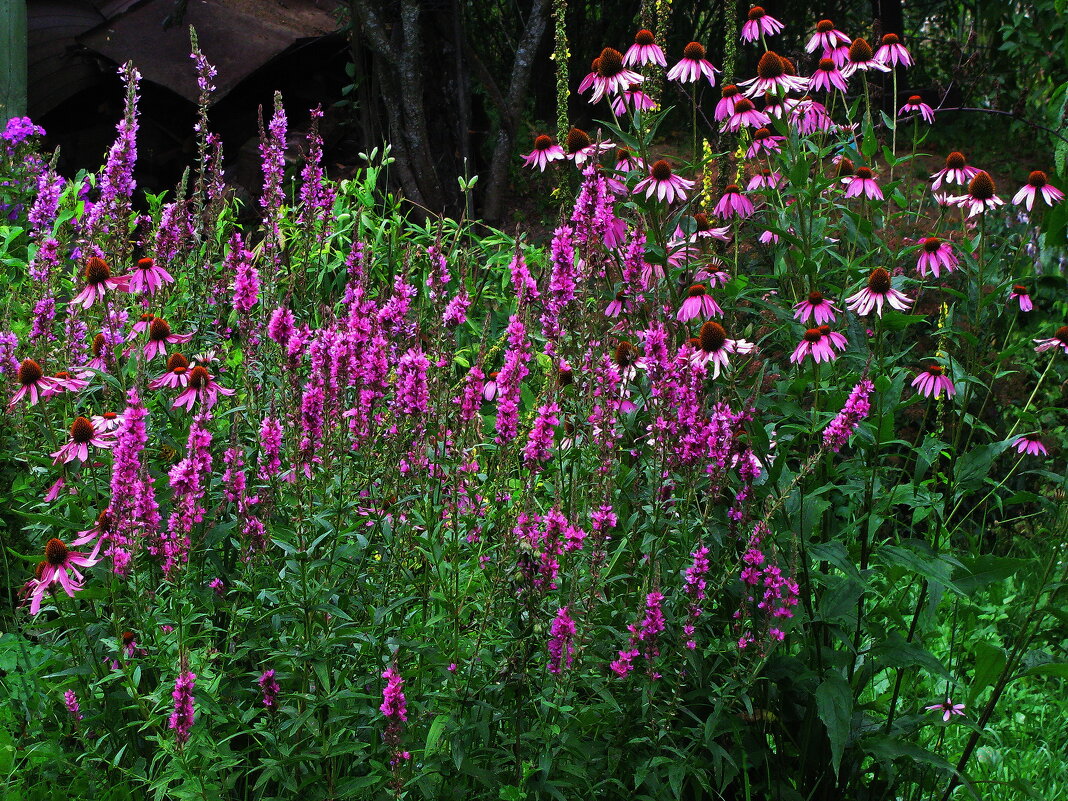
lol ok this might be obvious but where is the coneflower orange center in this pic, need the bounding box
[881,33,901,45]
[848,38,874,62]
[1056,325,1068,344]
[816,19,835,32]
[752,127,772,140]
[693,213,710,230]
[122,631,136,645]
[566,127,592,153]
[818,58,835,71]
[189,365,210,389]
[808,291,824,304]
[651,160,672,181]
[45,538,69,566]
[85,256,111,284]
[734,98,755,113]
[18,359,43,385]
[803,328,822,343]
[1028,170,1047,187]
[926,364,944,376]
[756,51,785,79]
[780,57,797,76]
[614,341,638,368]
[54,371,71,381]
[724,183,741,194]
[167,353,190,372]
[817,325,831,336]
[748,6,766,19]
[70,416,94,443]
[635,29,654,45]
[683,41,706,60]
[868,268,892,294]
[687,284,707,298]
[856,167,874,180]
[149,318,172,341]
[908,95,922,103]
[534,134,553,151]
[837,158,855,177]
[699,321,727,352]
[968,171,995,200]
[722,84,740,98]
[597,47,625,77]
[945,151,967,169]
[922,237,942,252]
[92,333,106,356]
[137,257,154,269]
[1012,284,1028,294]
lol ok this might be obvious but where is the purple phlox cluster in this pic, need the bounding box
[547,606,577,674]
[190,42,217,98]
[297,330,340,475]
[523,401,560,467]
[571,165,621,254]
[621,229,648,290]
[343,241,369,303]
[222,447,247,504]
[455,365,485,422]
[29,296,57,344]
[267,306,296,347]
[258,669,280,709]
[105,390,158,575]
[380,665,411,767]
[508,249,539,301]
[63,689,82,721]
[298,106,335,238]
[162,415,213,577]
[682,545,711,649]
[823,378,875,452]
[2,116,45,145]
[29,236,62,283]
[228,233,259,313]
[168,670,196,744]
[494,315,531,444]
[209,577,225,596]
[515,509,586,590]
[84,64,140,239]
[442,291,470,328]
[585,353,625,472]
[152,201,192,280]
[541,226,578,344]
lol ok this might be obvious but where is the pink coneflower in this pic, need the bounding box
[26,534,101,615]
[1012,171,1064,210]
[824,378,874,451]
[746,127,785,157]
[130,313,156,336]
[610,84,658,116]
[173,365,235,411]
[71,257,130,309]
[915,237,959,278]
[841,38,891,77]
[51,416,115,464]
[741,6,784,43]
[634,160,694,203]
[578,57,600,95]
[150,353,192,389]
[930,152,980,190]
[690,321,754,378]
[624,29,667,67]
[1009,284,1033,312]
[590,47,644,103]
[714,184,755,218]
[809,58,848,92]
[76,333,112,377]
[740,51,807,97]
[793,291,840,325]
[721,97,771,132]
[926,698,965,722]
[41,370,89,399]
[565,127,613,166]
[806,19,850,54]
[482,370,499,402]
[843,167,883,200]
[899,95,935,124]
[667,41,720,85]
[747,169,784,190]
[715,85,742,120]
[127,257,174,294]
[791,95,835,134]
[675,212,731,242]
[790,326,846,364]
[912,364,955,398]
[605,291,628,318]
[678,284,723,321]
[874,33,913,67]
[521,135,566,171]
[950,171,1004,217]
[845,268,913,316]
[1034,325,1068,354]
[10,359,52,407]
[143,318,193,360]
[614,147,644,173]
[1012,435,1048,456]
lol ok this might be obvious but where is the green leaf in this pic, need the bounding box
[1019,662,1068,679]
[953,555,1031,596]
[815,672,852,777]
[425,714,448,756]
[969,641,1006,704]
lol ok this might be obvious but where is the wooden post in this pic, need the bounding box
[0,0,27,119]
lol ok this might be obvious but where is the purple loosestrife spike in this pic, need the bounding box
[547,607,577,674]
[822,379,875,452]
[169,671,196,745]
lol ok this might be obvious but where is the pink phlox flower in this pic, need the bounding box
[715,86,742,120]
[90,411,125,434]
[841,38,892,77]
[41,371,89,400]
[741,7,784,42]
[610,86,658,116]
[790,327,846,364]
[721,97,770,132]
[746,128,785,157]
[589,47,644,104]
[1012,170,1064,210]
[948,171,1003,217]
[739,51,807,97]
[1012,435,1048,456]
[143,318,193,360]
[71,257,130,309]
[747,170,784,190]
[809,58,849,92]
[1033,326,1068,354]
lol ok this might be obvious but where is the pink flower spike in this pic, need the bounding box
[1012,171,1064,210]
[624,30,667,67]
[1009,285,1033,312]
[899,95,935,124]
[911,364,955,399]
[926,698,965,722]
[521,135,566,172]
[667,42,720,85]
[1012,435,1048,456]
[741,6,784,43]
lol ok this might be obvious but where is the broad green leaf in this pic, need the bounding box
[815,672,851,776]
